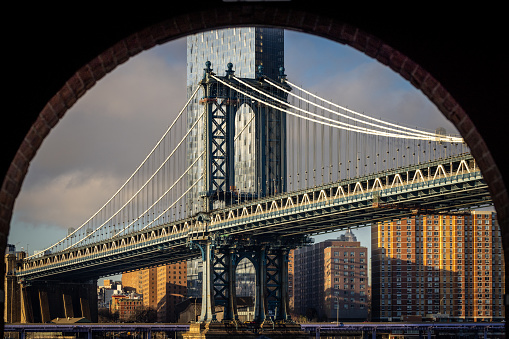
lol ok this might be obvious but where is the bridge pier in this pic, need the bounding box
[182,62,304,338]
[253,246,267,323]
[212,247,238,322]
[199,241,215,322]
[17,279,97,323]
[185,235,307,339]
[62,292,74,318]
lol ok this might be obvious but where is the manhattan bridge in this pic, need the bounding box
[11,61,490,329]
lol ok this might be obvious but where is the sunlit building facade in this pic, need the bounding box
[288,249,295,312]
[122,261,187,322]
[371,211,505,322]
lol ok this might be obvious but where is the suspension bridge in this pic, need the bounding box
[10,62,491,328]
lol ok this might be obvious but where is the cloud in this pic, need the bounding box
[14,39,188,236]
[14,170,123,230]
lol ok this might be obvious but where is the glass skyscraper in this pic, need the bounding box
[186,27,285,297]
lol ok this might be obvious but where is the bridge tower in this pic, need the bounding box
[185,62,308,338]
[200,61,289,211]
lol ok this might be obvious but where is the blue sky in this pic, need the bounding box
[8,29,460,282]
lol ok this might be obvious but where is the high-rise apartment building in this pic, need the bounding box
[293,230,369,321]
[156,262,187,322]
[371,211,505,322]
[122,261,187,322]
[142,267,158,309]
[186,27,285,296]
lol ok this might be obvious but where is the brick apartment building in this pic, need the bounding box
[294,230,369,321]
[122,261,187,322]
[371,211,505,322]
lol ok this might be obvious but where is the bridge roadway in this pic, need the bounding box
[18,153,490,282]
[4,322,505,337]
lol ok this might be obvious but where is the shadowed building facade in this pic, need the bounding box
[293,230,369,321]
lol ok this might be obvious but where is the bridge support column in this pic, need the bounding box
[38,290,50,323]
[20,285,33,323]
[200,241,215,322]
[264,247,291,322]
[5,271,21,323]
[278,249,290,321]
[212,247,237,322]
[226,249,238,322]
[254,246,267,323]
[62,293,74,318]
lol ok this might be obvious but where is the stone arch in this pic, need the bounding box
[1,3,507,322]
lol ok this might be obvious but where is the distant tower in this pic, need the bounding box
[338,229,357,242]
[435,127,446,136]
[436,127,446,145]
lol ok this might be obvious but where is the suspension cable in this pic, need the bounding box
[28,85,201,259]
[230,75,448,140]
[64,110,205,248]
[213,74,454,141]
[70,150,205,247]
[255,75,462,142]
[280,78,461,141]
[140,173,204,232]
[235,114,255,141]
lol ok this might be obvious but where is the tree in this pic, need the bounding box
[98,308,119,323]
[127,306,157,323]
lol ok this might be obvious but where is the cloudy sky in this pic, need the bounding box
[9,30,458,274]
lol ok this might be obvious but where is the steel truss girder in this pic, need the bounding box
[216,183,489,239]
[19,155,489,283]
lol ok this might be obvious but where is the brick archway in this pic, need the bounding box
[2,3,507,324]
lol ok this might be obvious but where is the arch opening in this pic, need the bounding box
[235,257,256,322]
[2,4,507,326]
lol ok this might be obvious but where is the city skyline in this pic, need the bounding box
[8,30,459,273]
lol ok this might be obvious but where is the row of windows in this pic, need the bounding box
[332,251,366,257]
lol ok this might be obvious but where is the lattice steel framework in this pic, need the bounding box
[200,62,289,211]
